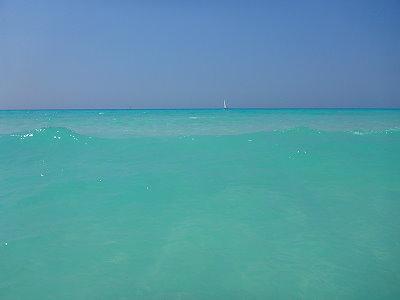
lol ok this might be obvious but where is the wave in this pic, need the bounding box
[5,127,90,142]
[0,126,398,164]
[2,126,400,141]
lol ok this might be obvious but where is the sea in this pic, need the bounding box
[0,109,399,299]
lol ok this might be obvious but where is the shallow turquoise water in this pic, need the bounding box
[1,109,400,299]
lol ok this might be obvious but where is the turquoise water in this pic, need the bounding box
[1,109,400,299]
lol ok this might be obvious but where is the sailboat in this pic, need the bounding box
[223,100,228,110]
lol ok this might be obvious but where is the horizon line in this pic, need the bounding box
[1,106,400,111]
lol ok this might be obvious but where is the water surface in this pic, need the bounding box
[1,109,400,299]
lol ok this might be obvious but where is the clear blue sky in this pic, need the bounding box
[0,0,399,109]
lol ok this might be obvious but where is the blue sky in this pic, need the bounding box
[0,0,399,109]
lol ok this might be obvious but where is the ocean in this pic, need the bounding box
[1,109,399,299]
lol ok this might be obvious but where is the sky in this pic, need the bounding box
[0,0,399,109]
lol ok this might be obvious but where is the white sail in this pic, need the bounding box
[223,100,227,109]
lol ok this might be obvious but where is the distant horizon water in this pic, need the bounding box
[1,106,400,111]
